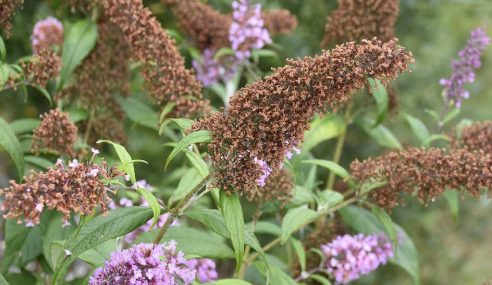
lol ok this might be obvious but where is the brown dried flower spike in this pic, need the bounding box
[0,159,122,226]
[322,0,399,46]
[102,0,209,118]
[453,121,492,154]
[192,39,413,199]
[0,0,23,37]
[22,49,62,87]
[350,147,492,210]
[256,169,294,206]
[32,109,78,157]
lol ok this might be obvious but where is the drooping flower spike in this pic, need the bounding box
[192,38,413,200]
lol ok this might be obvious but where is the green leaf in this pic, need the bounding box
[117,97,159,130]
[357,117,402,150]
[159,118,195,135]
[254,221,282,236]
[136,187,161,229]
[184,208,264,254]
[309,275,332,285]
[0,117,24,179]
[371,205,398,247]
[302,159,349,180]
[442,108,460,126]
[214,47,235,60]
[9,119,39,134]
[220,193,245,272]
[443,189,459,223]
[290,238,306,272]
[0,35,6,62]
[31,85,52,105]
[68,108,89,123]
[184,150,209,178]
[165,130,211,169]
[52,207,154,283]
[97,140,142,184]
[58,19,98,89]
[51,239,117,268]
[270,266,298,285]
[315,190,343,211]
[162,227,235,259]
[281,207,319,243]
[403,114,430,144]
[0,273,9,285]
[169,168,202,206]
[422,134,450,147]
[159,102,176,123]
[340,206,420,284]
[203,279,253,285]
[368,78,389,126]
[303,115,344,153]
[1,221,31,272]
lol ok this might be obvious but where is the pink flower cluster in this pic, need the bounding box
[321,233,394,284]
[31,16,64,53]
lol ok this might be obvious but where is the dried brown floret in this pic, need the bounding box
[453,121,492,154]
[90,116,128,145]
[255,169,294,205]
[262,9,298,36]
[322,0,399,47]
[350,147,492,210]
[0,0,23,38]
[59,20,130,120]
[0,160,122,226]
[192,39,413,199]
[102,0,209,118]
[32,109,78,157]
[164,0,297,51]
[22,49,62,87]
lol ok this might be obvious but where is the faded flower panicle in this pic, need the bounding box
[102,0,209,118]
[321,234,393,284]
[229,0,271,61]
[322,0,399,47]
[0,159,122,226]
[60,21,130,120]
[88,116,128,145]
[192,39,412,199]
[164,0,297,52]
[0,0,23,37]
[21,49,62,87]
[256,169,294,206]
[32,16,64,53]
[186,259,218,283]
[192,49,238,86]
[350,147,492,209]
[32,109,78,157]
[261,9,298,36]
[440,28,490,108]
[164,0,232,51]
[454,121,492,154]
[89,242,196,285]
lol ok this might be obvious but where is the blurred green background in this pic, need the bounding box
[1,0,492,284]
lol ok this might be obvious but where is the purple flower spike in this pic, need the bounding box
[229,0,271,61]
[440,28,490,108]
[192,49,238,86]
[321,233,394,284]
[186,258,218,282]
[89,242,196,285]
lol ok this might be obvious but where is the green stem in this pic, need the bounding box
[153,175,210,244]
[326,102,353,190]
[237,208,262,279]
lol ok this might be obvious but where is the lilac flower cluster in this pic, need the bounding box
[108,180,177,244]
[440,28,490,108]
[186,258,218,283]
[31,16,64,53]
[89,242,196,285]
[321,233,394,284]
[192,49,238,86]
[253,157,272,187]
[229,0,271,61]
